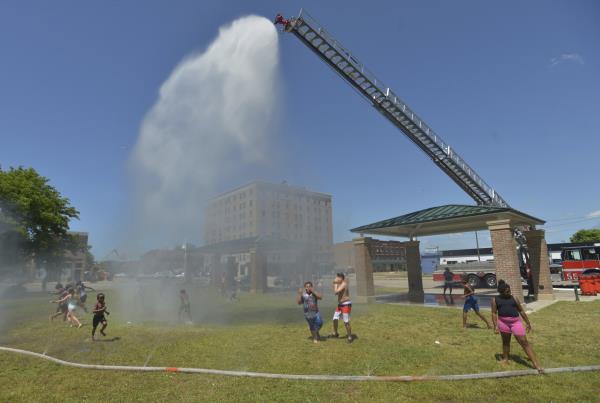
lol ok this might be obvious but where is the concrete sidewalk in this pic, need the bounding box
[523,288,600,313]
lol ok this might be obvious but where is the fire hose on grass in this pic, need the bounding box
[1,346,599,382]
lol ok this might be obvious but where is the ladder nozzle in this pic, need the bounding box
[274,14,290,27]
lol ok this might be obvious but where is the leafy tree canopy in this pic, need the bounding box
[570,229,600,243]
[0,166,79,263]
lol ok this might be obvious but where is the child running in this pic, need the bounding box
[75,280,95,313]
[330,273,353,343]
[178,289,192,322]
[49,283,69,322]
[52,288,82,328]
[492,280,543,373]
[297,281,323,343]
[92,293,109,340]
[462,277,491,329]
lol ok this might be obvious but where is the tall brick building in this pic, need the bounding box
[204,181,333,266]
[200,182,334,288]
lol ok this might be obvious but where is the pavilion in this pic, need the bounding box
[350,204,554,302]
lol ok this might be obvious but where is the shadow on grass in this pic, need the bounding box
[305,336,329,342]
[324,334,359,342]
[494,353,534,369]
[92,337,121,343]
[464,323,486,329]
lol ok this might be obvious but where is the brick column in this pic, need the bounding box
[524,229,554,300]
[352,237,375,303]
[488,220,524,300]
[404,240,424,302]
[249,247,267,293]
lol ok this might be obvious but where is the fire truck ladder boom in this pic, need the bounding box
[282,10,510,208]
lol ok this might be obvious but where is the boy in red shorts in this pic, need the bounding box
[330,273,353,343]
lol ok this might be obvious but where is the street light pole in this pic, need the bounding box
[475,232,481,262]
[183,243,190,283]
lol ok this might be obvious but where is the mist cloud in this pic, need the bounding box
[129,16,280,250]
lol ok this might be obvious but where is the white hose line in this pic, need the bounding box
[1,346,599,382]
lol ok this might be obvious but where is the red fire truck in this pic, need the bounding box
[560,245,600,281]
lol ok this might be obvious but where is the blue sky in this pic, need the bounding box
[1,1,599,258]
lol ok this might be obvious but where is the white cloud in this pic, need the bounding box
[550,53,584,67]
[586,210,600,219]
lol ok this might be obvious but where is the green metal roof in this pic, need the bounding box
[351,204,544,237]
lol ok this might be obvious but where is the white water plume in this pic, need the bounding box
[129,15,280,248]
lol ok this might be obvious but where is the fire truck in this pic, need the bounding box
[560,244,600,281]
[432,261,498,288]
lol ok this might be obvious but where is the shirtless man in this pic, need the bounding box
[462,277,491,329]
[330,273,353,343]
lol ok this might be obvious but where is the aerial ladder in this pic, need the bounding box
[275,11,538,293]
[275,11,509,208]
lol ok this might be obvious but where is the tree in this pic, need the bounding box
[85,247,95,270]
[0,166,79,273]
[570,229,600,243]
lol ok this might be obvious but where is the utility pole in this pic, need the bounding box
[183,243,190,283]
[475,232,481,262]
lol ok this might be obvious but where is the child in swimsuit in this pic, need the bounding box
[92,293,109,340]
[462,278,491,329]
[52,288,82,328]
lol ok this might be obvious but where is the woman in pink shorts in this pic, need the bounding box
[491,280,543,373]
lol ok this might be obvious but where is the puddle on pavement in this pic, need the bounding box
[376,293,494,308]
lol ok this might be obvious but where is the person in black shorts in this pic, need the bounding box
[49,284,69,322]
[75,281,95,313]
[443,267,454,295]
[92,293,109,341]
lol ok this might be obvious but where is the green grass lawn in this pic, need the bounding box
[1,282,599,402]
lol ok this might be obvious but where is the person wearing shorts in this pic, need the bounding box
[462,278,491,329]
[331,273,353,343]
[92,293,109,340]
[50,291,69,322]
[49,284,69,322]
[52,288,82,328]
[492,280,543,372]
[76,281,95,313]
[297,281,323,343]
[443,267,454,295]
